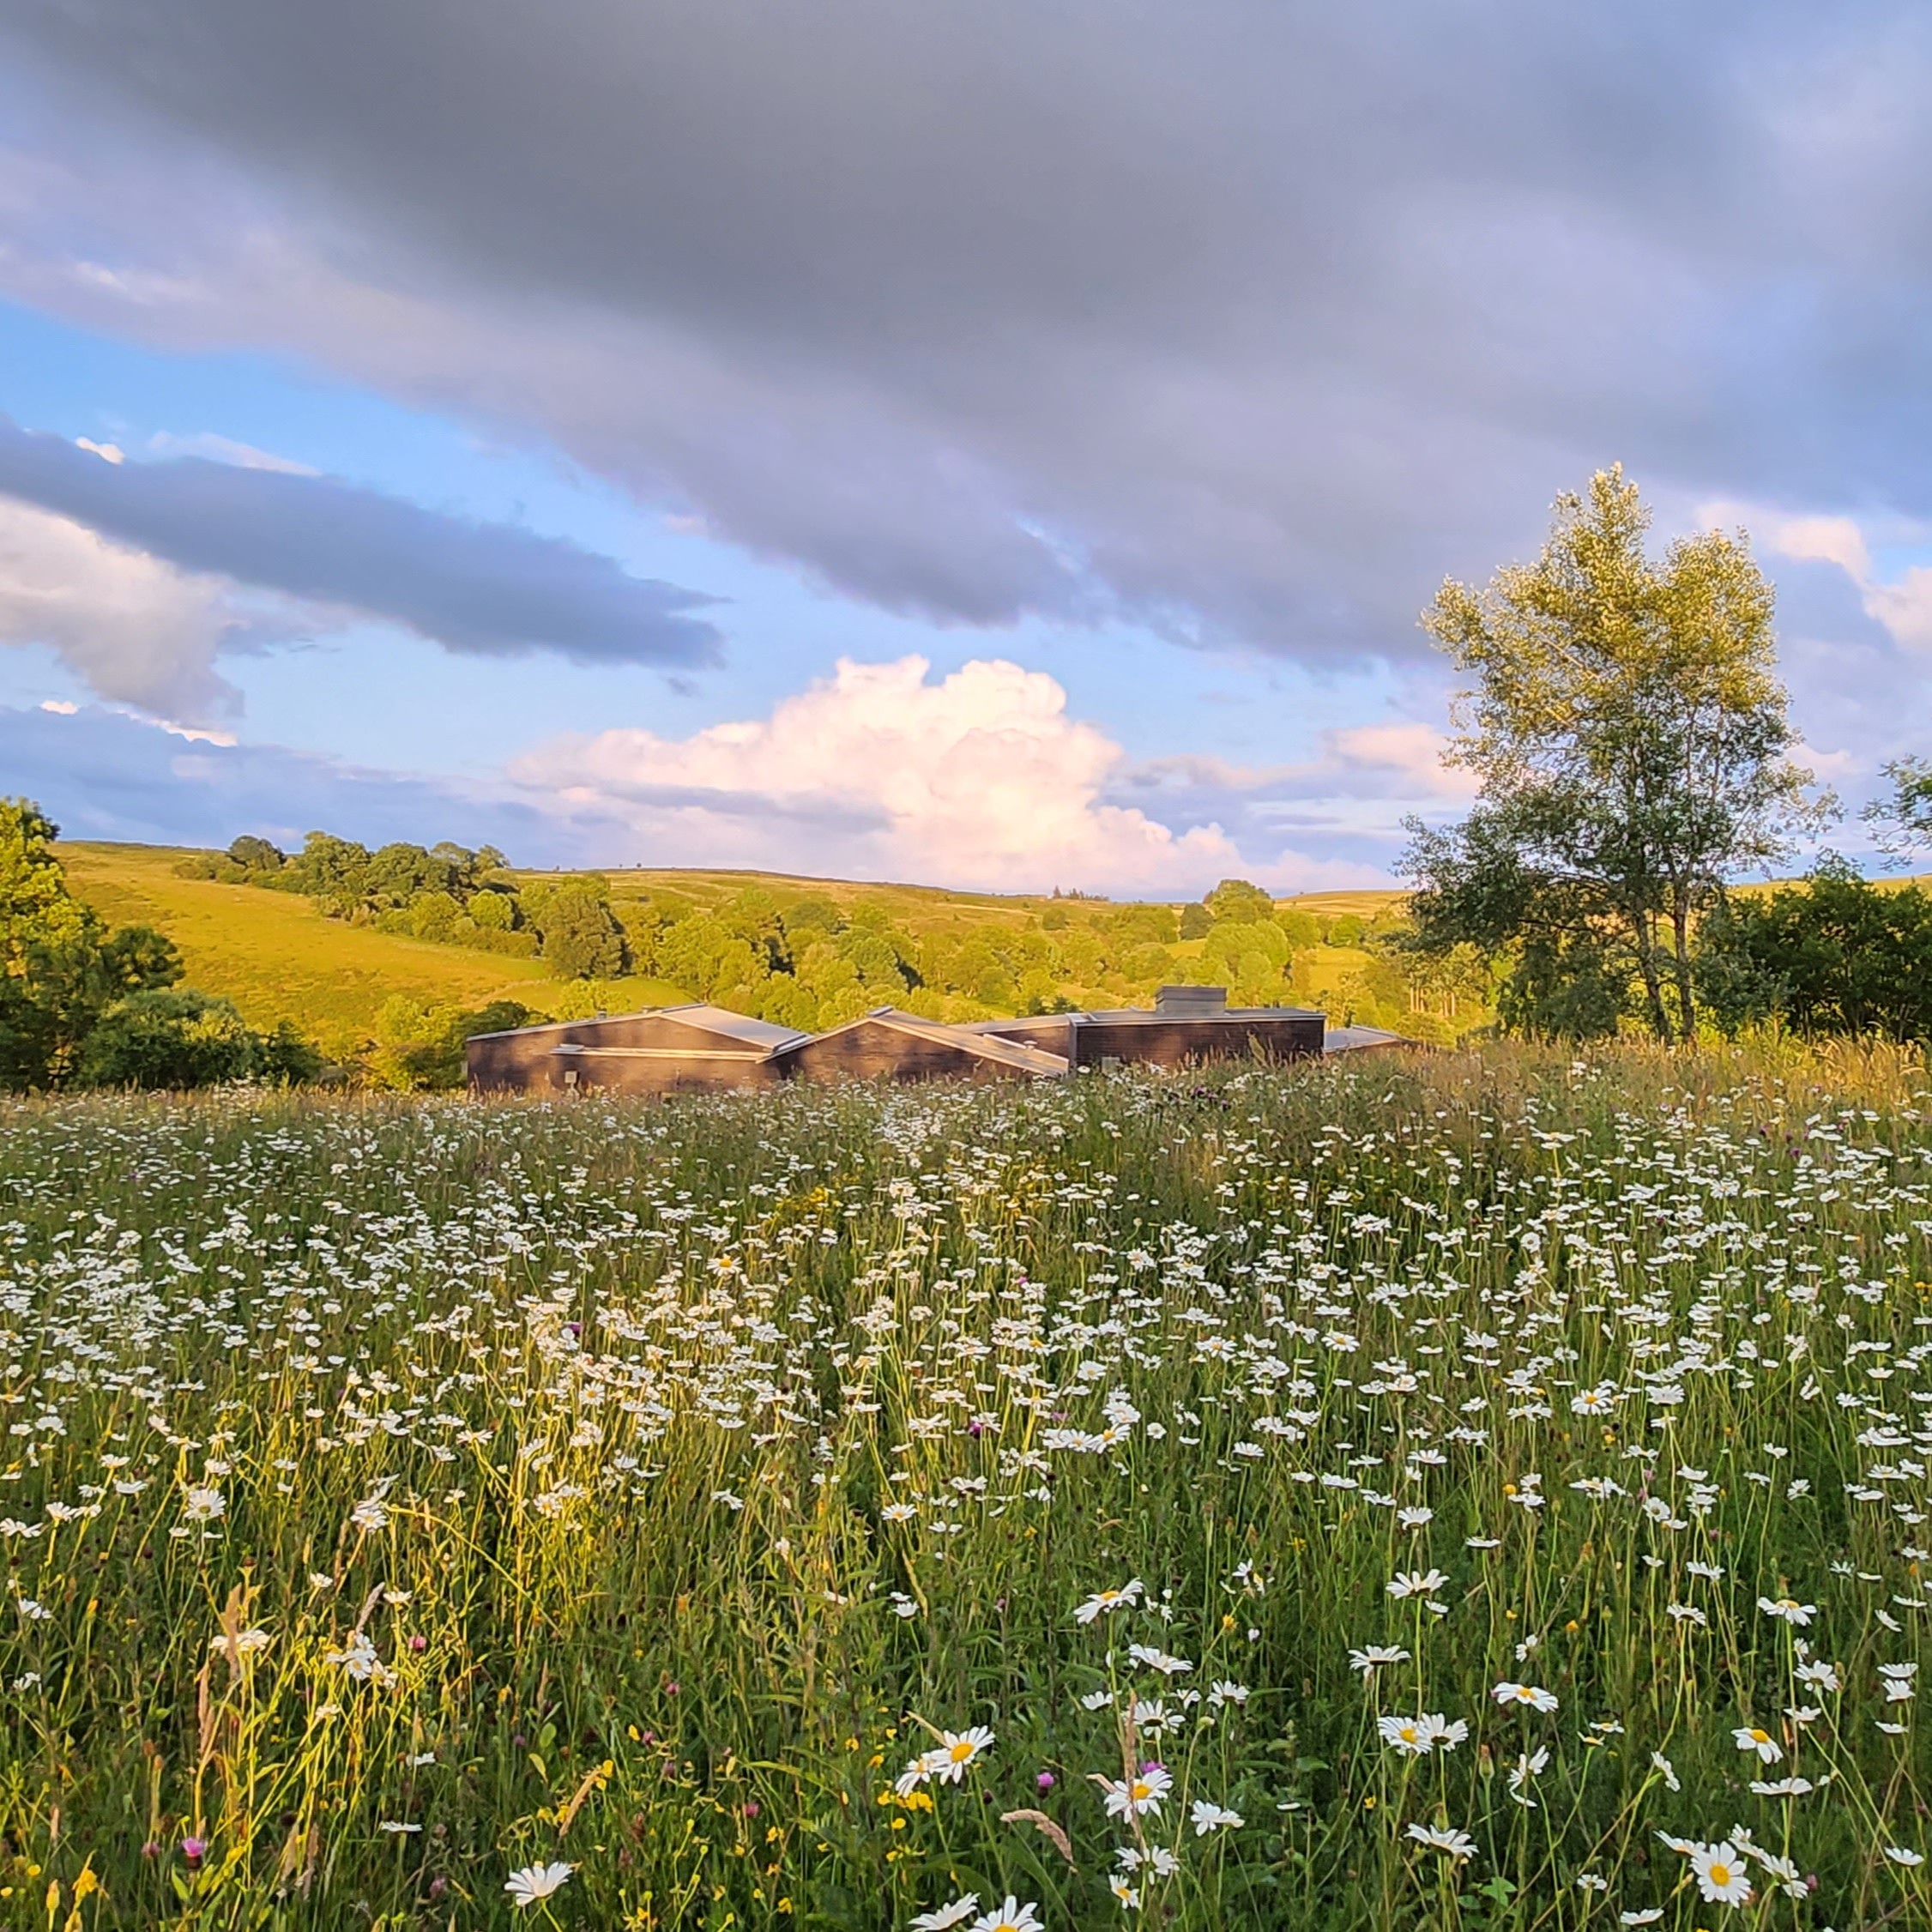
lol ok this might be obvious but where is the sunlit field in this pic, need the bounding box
[4,1045,1932,1929]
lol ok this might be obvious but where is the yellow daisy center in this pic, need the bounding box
[1709,1863,1732,1886]
[950,1741,974,1762]
[1748,1729,1769,1744]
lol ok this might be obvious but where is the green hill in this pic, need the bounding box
[56,844,687,1060]
[57,841,1439,1060]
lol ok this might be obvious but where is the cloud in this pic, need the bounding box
[2,699,593,856]
[0,495,252,716]
[9,3,1932,660]
[0,416,724,673]
[144,430,317,474]
[1756,508,1932,652]
[511,655,1254,892]
[5,668,1400,891]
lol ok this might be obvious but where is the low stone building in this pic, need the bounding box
[466,985,1382,1096]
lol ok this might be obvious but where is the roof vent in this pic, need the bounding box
[1155,984,1228,1014]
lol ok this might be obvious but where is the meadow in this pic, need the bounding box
[2,1042,1929,1929]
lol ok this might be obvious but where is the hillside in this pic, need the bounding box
[57,844,687,1060]
[57,841,1436,1060]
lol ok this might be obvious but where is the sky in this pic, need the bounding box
[2,1,1931,896]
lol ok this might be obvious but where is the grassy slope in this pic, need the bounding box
[59,842,1407,1045]
[57,844,688,1057]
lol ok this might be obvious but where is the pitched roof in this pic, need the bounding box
[464,1003,806,1050]
[651,1004,810,1049]
[774,1007,1067,1078]
[1323,1024,1411,1053]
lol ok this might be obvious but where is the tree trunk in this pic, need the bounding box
[1669,895,1696,1041]
[1631,910,1673,1042]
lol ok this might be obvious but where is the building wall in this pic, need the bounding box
[557,1053,779,1098]
[1071,1012,1323,1071]
[972,1016,1079,1060]
[776,1022,1044,1085]
[468,1013,775,1092]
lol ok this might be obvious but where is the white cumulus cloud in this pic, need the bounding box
[513,655,1250,894]
[0,496,243,718]
[1744,506,1932,653]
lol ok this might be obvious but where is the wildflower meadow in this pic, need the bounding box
[2,1042,1930,1929]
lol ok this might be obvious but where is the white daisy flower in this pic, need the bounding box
[1689,1842,1752,1906]
[504,1861,575,1908]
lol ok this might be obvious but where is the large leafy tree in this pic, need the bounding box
[0,798,186,1087]
[1404,468,1824,1041]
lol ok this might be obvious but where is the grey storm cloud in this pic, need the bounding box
[0,418,723,667]
[6,1,1932,656]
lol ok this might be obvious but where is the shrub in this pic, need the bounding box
[77,990,264,1090]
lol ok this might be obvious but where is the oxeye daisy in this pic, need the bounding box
[968,1897,1042,1932]
[1404,1822,1476,1860]
[504,1862,575,1908]
[1190,1798,1243,1835]
[1492,1681,1559,1712]
[1387,1568,1449,1600]
[1096,1762,1172,1818]
[1689,1843,1752,1906]
[1349,1644,1410,1675]
[1377,1714,1434,1756]
[1732,1724,1783,1765]
[909,1895,980,1931]
[931,1726,994,1782]
[1074,1580,1144,1625]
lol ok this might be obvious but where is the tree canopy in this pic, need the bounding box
[1404,467,1824,1041]
[1,799,320,1090]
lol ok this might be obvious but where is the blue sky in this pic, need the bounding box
[3,1,1931,892]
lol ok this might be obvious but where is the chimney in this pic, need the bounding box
[1156,984,1228,1014]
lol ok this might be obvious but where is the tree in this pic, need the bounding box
[1404,467,1824,1041]
[1863,758,1932,864]
[1695,860,1932,1040]
[1204,878,1275,924]
[525,883,630,980]
[369,997,531,1090]
[0,799,185,1087]
[76,989,316,1090]
[226,835,285,872]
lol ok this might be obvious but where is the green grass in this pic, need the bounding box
[56,844,689,1058]
[3,1041,1932,1927]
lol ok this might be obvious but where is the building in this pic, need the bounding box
[1322,1023,1411,1055]
[970,984,1323,1070]
[464,1003,807,1097]
[466,985,1381,1096]
[770,1008,1069,1084]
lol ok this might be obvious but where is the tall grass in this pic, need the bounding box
[0,1043,1929,1928]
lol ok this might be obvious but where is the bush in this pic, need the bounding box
[368,997,536,1090]
[1697,862,1932,1038]
[77,990,276,1090]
